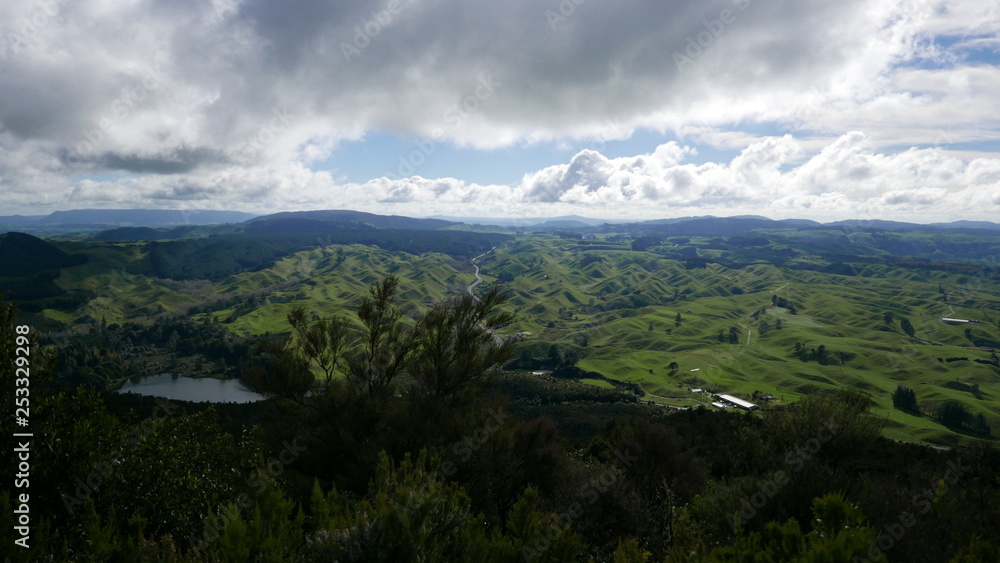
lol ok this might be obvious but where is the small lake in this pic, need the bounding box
[115,373,266,403]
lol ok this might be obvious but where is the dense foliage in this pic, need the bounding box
[4,278,1000,561]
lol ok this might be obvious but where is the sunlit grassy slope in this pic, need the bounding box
[205,245,469,335]
[475,236,1000,446]
[45,234,1000,445]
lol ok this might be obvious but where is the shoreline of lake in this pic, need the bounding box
[113,372,266,403]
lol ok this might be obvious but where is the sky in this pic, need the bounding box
[1,0,998,222]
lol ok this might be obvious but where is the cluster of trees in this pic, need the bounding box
[791,342,854,365]
[630,236,663,252]
[3,282,1000,561]
[770,294,797,314]
[495,371,641,407]
[935,401,994,436]
[57,318,250,382]
[892,385,919,412]
[892,385,992,436]
[507,342,582,371]
[747,306,782,336]
[718,326,741,344]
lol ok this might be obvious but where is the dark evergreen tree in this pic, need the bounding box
[409,286,514,400]
[287,306,350,382]
[936,401,972,429]
[891,385,918,412]
[347,275,416,399]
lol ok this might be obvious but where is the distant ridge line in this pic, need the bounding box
[1,208,997,233]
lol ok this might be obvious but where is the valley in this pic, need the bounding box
[4,212,999,446]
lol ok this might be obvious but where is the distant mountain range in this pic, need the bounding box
[0,215,45,226]
[0,209,257,230]
[246,210,456,231]
[2,208,999,236]
[428,214,625,227]
[432,214,1000,232]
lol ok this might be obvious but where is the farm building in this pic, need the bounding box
[716,393,759,411]
[938,317,971,324]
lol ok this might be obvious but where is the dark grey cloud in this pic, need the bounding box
[0,0,971,153]
[0,0,996,220]
[96,147,227,174]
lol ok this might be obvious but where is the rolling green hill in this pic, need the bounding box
[474,235,1000,445]
[5,218,1000,446]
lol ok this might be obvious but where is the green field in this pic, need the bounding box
[16,230,1000,446]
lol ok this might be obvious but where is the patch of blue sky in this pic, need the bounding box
[889,138,1000,153]
[896,34,1000,69]
[315,131,558,185]
[318,121,823,186]
[318,128,739,186]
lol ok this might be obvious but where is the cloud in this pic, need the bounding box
[93,147,228,174]
[511,132,998,220]
[517,137,794,207]
[0,0,996,220]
